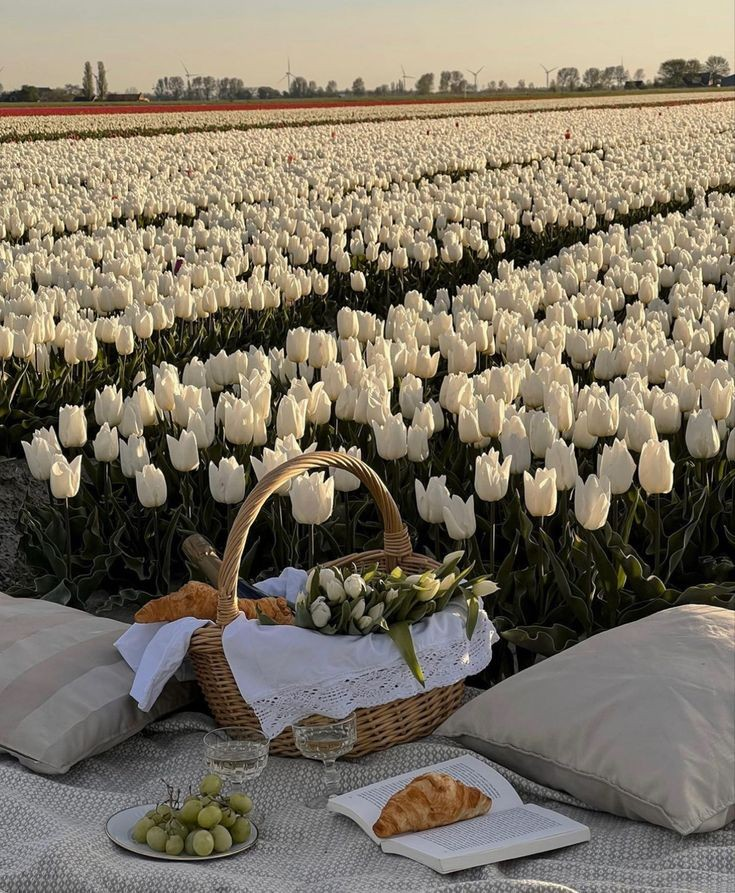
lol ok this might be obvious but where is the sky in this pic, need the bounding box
[1,0,733,92]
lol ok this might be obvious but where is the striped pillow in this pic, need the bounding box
[0,594,194,774]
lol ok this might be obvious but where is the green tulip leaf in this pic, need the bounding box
[382,620,425,686]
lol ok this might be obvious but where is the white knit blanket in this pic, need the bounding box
[1,711,732,893]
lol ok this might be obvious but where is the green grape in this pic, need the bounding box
[131,817,154,844]
[192,829,214,857]
[219,807,237,829]
[230,817,251,844]
[178,798,202,825]
[165,834,185,856]
[146,826,168,853]
[228,793,253,815]
[168,819,188,839]
[184,830,198,855]
[199,795,213,807]
[157,803,173,819]
[197,804,222,829]
[199,773,223,797]
[212,824,232,853]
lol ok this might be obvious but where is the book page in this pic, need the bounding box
[399,804,579,857]
[327,755,523,840]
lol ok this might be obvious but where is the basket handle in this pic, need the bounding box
[216,451,412,626]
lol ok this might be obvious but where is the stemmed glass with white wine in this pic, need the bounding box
[291,713,357,808]
[203,727,269,802]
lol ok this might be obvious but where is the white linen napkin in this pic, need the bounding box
[116,617,211,711]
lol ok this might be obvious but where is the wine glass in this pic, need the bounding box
[203,727,269,796]
[291,713,357,808]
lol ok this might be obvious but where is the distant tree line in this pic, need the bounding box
[1,54,731,104]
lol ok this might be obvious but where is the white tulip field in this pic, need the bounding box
[2,94,733,679]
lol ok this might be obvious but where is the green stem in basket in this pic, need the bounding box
[308,523,315,570]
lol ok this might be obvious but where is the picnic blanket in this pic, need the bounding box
[0,711,732,893]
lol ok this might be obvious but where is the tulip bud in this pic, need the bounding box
[166,430,199,472]
[523,468,557,517]
[135,464,167,509]
[685,409,720,460]
[310,597,332,629]
[574,474,611,530]
[372,414,408,460]
[442,494,477,540]
[415,476,450,524]
[208,457,247,505]
[289,472,334,525]
[638,439,674,495]
[597,439,636,495]
[474,450,512,502]
[545,441,578,491]
[49,455,82,500]
[93,424,119,462]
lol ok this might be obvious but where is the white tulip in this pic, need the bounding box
[372,414,408,460]
[415,475,450,524]
[523,467,557,517]
[135,464,167,508]
[597,439,636,495]
[289,472,334,525]
[685,409,720,459]
[545,440,578,491]
[49,455,82,500]
[574,474,611,530]
[442,494,477,540]
[58,404,87,448]
[22,434,61,481]
[166,430,199,472]
[208,457,247,504]
[638,439,674,495]
[119,434,150,479]
[93,424,119,462]
[474,450,512,502]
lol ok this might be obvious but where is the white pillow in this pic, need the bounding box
[438,605,735,834]
[0,594,194,774]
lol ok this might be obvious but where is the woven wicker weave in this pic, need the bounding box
[188,451,464,758]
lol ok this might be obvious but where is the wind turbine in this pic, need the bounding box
[181,61,203,94]
[466,65,485,92]
[540,64,558,88]
[400,65,415,93]
[279,58,294,91]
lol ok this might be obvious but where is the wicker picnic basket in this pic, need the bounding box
[188,450,464,758]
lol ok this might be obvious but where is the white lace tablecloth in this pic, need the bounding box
[116,570,497,739]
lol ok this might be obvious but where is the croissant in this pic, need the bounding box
[372,772,492,839]
[134,581,293,625]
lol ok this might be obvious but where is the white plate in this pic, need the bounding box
[105,803,258,861]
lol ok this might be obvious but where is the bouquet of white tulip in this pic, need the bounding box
[262,550,497,684]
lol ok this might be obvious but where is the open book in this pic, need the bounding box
[328,755,590,874]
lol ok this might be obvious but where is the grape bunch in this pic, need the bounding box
[131,774,253,857]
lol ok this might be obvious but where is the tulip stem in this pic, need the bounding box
[654,493,661,578]
[344,492,352,555]
[308,524,316,570]
[153,508,161,589]
[489,501,496,577]
[63,498,72,581]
